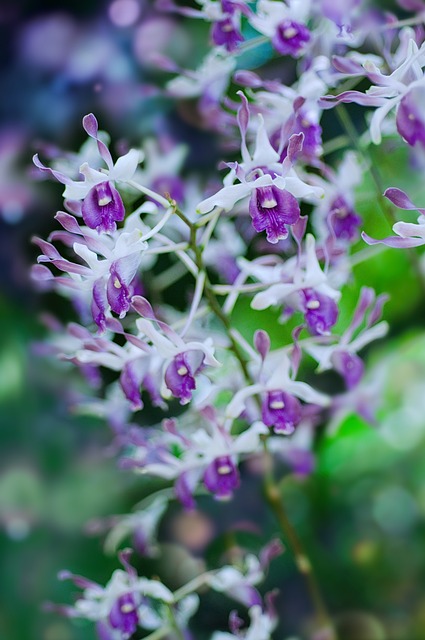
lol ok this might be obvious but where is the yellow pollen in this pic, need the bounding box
[262,198,278,209]
[283,27,297,39]
[270,400,285,410]
[113,278,121,288]
[301,118,310,127]
[217,464,232,475]
[177,365,188,376]
[121,603,134,613]
[98,195,112,206]
[306,300,320,310]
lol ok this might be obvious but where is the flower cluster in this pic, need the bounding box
[31,0,425,637]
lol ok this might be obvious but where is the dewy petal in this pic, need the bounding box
[249,186,300,244]
[82,181,125,233]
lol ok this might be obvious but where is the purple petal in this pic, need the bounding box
[286,132,304,163]
[328,195,362,242]
[332,351,364,389]
[82,113,114,170]
[107,258,138,318]
[384,187,425,214]
[96,621,115,640]
[164,352,203,404]
[319,91,385,109]
[203,455,239,500]
[249,186,300,244]
[120,360,144,409]
[211,17,243,51]
[132,295,156,319]
[92,278,108,331]
[361,231,425,248]
[175,472,197,510]
[301,289,339,336]
[233,70,263,88]
[272,20,311,57]
[33,154,72,185]
[254,329,270,361]
[259,539,284,571]
[108,593,139,635]
[58,570,100,590]
[332,55,364,75]
[55,211,82,234]
[261,391,302,435]
[82,181,125,233]
[396,87,425,147]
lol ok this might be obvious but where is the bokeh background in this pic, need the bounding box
[2,1,425,639]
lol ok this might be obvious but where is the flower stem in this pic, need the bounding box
[142,626,173,640]
[173,201,335,636]
[263,445,336,639]
[166,605,186,640]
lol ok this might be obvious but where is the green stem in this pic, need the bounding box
[263,445,336,639]
[166,605,186,640]
[142,626,173,640]
[172,202,334,636]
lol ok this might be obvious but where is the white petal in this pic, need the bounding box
[197,182,252,213]
[112,149,141,182]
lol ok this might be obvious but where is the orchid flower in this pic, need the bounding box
[103,495,168,557]
[226,337,330,433]
[32,206,155,330]
[158,0,247,51]
[34,114,142,232]
[197,95,323,243]
[124,410,267,508]
[238,234,340,335]
[58,551,174,639]
[208,539,283,608]
[303,287,388,389]
[248,0,312,58]
[211,604,276,640]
